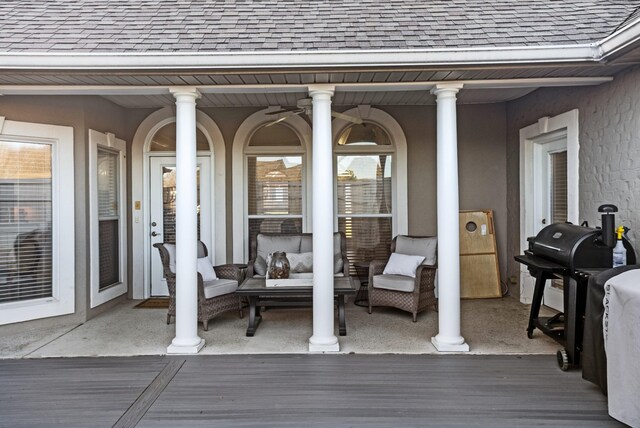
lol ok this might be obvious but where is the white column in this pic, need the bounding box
[308,85,339,352]
[430,84,469,352]
[167,88,204,354]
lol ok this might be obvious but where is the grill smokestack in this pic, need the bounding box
[598,204,618,248]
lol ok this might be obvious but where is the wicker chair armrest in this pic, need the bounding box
[415,264,437,294]
[245,258,256,278]
[367,259,387,292]
[214,264,243,282]
[369,260,387,276]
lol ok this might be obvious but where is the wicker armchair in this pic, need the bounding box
[153,242,244,331]
[368,235,438,322]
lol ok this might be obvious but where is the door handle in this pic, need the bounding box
[151,231,161,237]
[541,219,547,225]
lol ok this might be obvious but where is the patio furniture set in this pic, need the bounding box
[154,233,438,334]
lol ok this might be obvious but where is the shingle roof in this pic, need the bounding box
[0,0,638,53]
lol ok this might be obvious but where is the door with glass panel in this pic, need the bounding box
[534,134,568,311]
[149,156,211,296]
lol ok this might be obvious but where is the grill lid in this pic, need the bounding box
[529,223,605,269]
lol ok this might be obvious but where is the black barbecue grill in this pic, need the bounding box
[515,205,636,370]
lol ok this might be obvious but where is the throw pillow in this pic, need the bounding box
[383,252,426,278]
[288,252,313,273]
[197,257,218,281]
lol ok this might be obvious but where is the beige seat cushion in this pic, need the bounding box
[203,278,238,299]
[372,274,415,293]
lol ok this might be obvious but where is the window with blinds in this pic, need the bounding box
[335,123,395,274]
[97,149,120,290]
[0,141,53,304]
[550,151,568,224]
[247,156,303,253]
[337,154,393,273]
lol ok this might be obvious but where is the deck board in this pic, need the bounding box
[0,355,623,427]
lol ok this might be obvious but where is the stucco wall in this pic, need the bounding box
[381,104,508,284]
[506,65,640,297]
[0,95,141,325]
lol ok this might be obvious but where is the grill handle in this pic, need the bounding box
[598,204,618,248]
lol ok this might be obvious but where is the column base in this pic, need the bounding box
[308,335,339,352]
[431,336,470,352]
[167,338,205,355]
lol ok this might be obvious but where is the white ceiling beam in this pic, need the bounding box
[0,77,613,96]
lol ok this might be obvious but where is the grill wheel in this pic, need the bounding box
[557,349,570,371]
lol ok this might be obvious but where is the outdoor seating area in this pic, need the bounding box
[153,241,244,331]
[368,235,438,321]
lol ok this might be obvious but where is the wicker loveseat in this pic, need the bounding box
[154,241,244,330]
[368,235,438,321]
[246,232,349,279]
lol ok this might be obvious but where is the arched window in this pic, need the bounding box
[245,123,305,249]
[148,122,210,152]
[335,122,395,267]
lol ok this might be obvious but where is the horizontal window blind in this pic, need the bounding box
[0,141,53,303]
[247,156,303,254]
[97,149,120,290]
[337,155,392,274]
[161,166,202,245]
[551,151,568,224]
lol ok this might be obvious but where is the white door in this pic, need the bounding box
[533,133,568,311]
[149,156,212,296]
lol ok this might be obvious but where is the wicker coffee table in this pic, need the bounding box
[236,277,355,337]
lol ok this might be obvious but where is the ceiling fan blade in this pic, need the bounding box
[264,107,302,116]
[264,110,303,127]
[331,111,363,124]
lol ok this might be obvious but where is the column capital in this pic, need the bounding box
[430,83,464,97]
[169,87,201,100]
[308,84,335,98]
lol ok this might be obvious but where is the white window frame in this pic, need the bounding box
[232,109,312,262]
[88,129,127,308]
[245,148,307,250]
[519,109,579,303]
[331,107,408,236]
[0,117,75,325]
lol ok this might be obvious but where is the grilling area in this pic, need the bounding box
[516,205,640,426]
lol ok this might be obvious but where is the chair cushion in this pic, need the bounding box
[300,233,344,274]
[372,274,415,293]
[163,243,176,273]
[203,278,238,299]
[254,235,302,276]
[383,253,425,278]
[163,242,207,274]
[288,252,313,273]
[395,236,437,265]
[197,257,217,281]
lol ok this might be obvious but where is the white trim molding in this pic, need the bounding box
[130,107,225,299]
[331,107,409,237]
[88,129,128,308]
[519,109,579,303]
[0,119,75,325]
[231,108,312,263]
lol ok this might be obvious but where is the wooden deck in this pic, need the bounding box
[0,355,622,427]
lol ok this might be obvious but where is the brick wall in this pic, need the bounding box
[506,65,640,297]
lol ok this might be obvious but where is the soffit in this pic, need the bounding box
[0,62,632,107]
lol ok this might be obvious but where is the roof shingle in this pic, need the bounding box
[0,0,638,53]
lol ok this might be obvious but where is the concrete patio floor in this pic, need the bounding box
[1,296,560,358]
